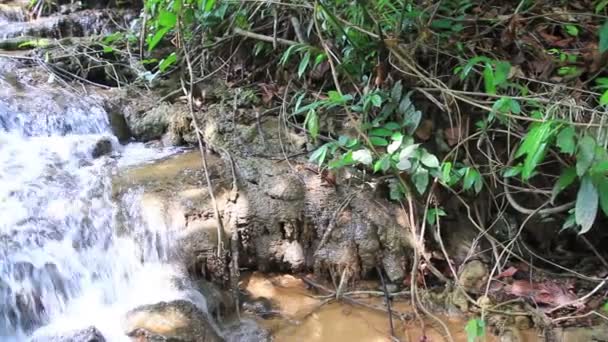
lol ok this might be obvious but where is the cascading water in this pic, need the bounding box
[0,65,204,341]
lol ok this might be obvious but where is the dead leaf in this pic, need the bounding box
[496,266,519,279]
[444,126,463,146]
[415,120,433,141]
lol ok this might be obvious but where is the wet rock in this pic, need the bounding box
[196,279,235,319]
[499,328,524,342]
[552,324,608,341]
[91,137,113,158]
[123,102,189,142]
[458,260,488,293]
[224,319,271,342]
[0,10,123,40]
[31,326,105,342]
[107,109,131,143]
[241,296,273,318]
[124,300,223,342]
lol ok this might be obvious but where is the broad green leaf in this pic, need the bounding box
[441,162,452,184]
[384,122,401,130]
[576,176,598,234]
[369,128,393,137]
[413,168,429,194]
[399,144,420,160]
[552,167,576,203]
[398,95,412,115]
[314,53,327,67]
[309,144,328,166]
[204,0,216,12]
[404,110,422,134]
[370,136,389,146]
[158,10,177,28]
[463,168,480,191]
[600,21,608,54]
[391,80,403,102]
[601,90,608,106]
[298,51,311,78]
[353,149,373,165]
[304,109,319,141]
[465,318,486,342]
[147,27,170,51]
[427,207,447,225]
[577,135,597,176]
[503,166,521,178]
[597,0,608,13]
[509,99,521,114]
[431,19,453,30]
[159,52,177,72]
[494,61,511,86]
[420,151,440,168]
[374,155,391,173]
[370,94,383,107]
[483,63,496,95]
[329,150,355,169]
[598,177,608,216]
[492,97,512,114]
[557,126,576,155]
[396,158,412,171]
[565,24,579,36]
[387,137,402,154]
[522,142,548,180]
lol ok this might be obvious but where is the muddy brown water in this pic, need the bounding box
[241,272,541,342]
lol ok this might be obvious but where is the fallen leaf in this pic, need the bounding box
[444,126,463,146]
[496,266,519,279]
[415,120,433,141]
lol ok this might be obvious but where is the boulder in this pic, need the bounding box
[458,260,488,293]
[124,300,223,342]
[31,326,105,342]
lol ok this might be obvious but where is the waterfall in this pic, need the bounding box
[0,67,200,341]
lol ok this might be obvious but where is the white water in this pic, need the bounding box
[0,72,203,341]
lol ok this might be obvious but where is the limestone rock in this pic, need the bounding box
[458,260,488,293]
[124,300,224,342]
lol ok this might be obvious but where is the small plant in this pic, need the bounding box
[465,318,486,342]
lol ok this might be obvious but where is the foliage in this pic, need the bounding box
[465,318,486,342]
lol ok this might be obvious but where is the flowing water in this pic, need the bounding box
[0,68,203,341]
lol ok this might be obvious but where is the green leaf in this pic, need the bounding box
[577,135,597,176]
[398,95,412,115]
[427,207,447,225]
[147,27,170,51]
[463,168,480,191]
[598,177,608,216]
[404,110,422,134]
[494,61,511,86]
[603,301,608,312]
[576,176,598,234]
[158,10,177,28]
[314,53,327,67]
[597,0,608,13]
[298,51,311,78]
[420,151,440,168]
[203,0,216,12]
[465,318,486,342]
[556,126,576,155]
[309,144,328,166]
[552,167,576,203]
[600,21,608,54]
[387,136,403,154]
[304,109,319,141]
[373,155,391,173]
[371,94,383,107]
[565,24,579,36]
[391,80,403,102]
[503,166,521,178]
[413,168,429,194]
[492,97,512,114]
[384,122,401,130]
[441,162,452,184]
[370,136,389,146]
[483,63,496,95]
[159,52,177,72]
[353,148,373,165]
[601,90,608,106]
[369,128,393,137]
[510,99,521,114]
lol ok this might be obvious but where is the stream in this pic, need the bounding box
[0,66,204,341]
